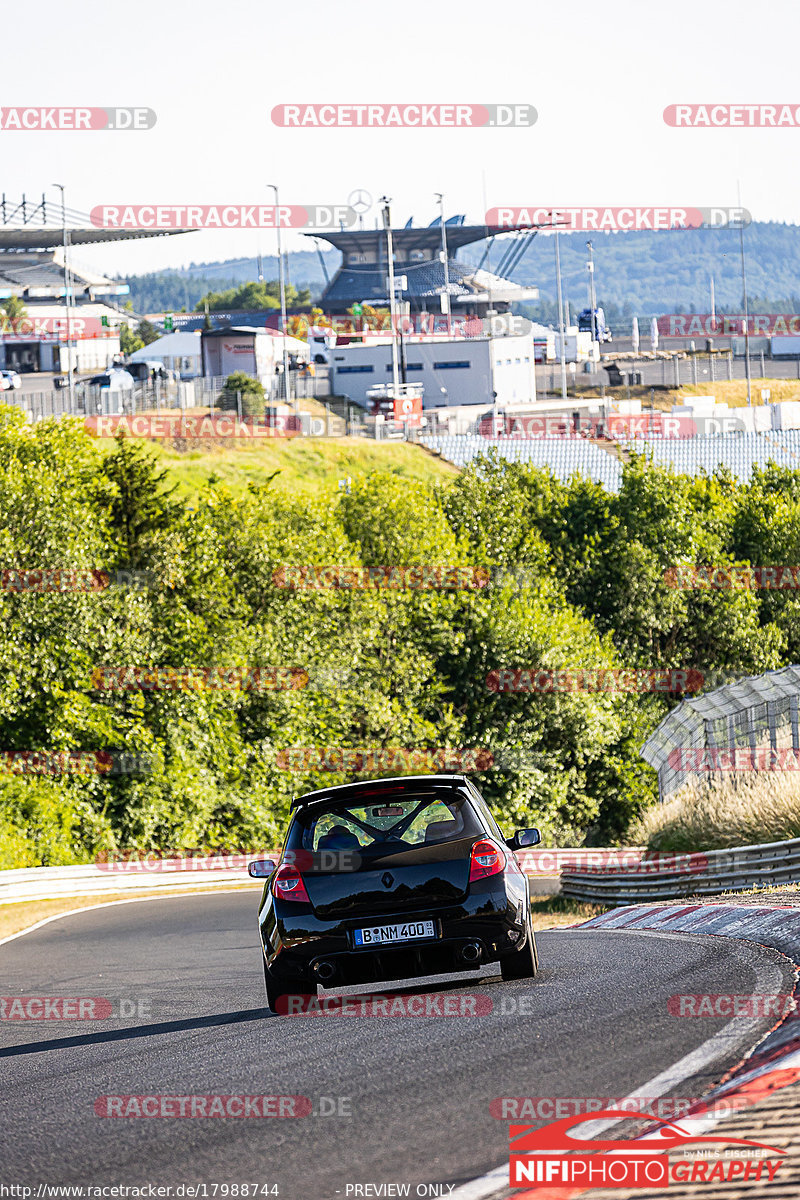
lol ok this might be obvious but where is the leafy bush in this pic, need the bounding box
[5,406,800,861]
[224,372,265,419]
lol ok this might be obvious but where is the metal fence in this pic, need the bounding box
[641,665,800,801]
[0,376,433,441]
[537,350,800,398]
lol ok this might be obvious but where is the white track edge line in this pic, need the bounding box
[449,926,790,1200]
[0,888,251,949]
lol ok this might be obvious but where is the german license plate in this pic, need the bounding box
[353,920,436,947]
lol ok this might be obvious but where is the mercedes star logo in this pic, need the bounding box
[348,188,373,215]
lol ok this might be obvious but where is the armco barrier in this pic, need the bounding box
[560,836,800,906]
[0,847,639,905]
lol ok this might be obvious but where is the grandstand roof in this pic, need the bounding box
[305,222,541,256]
[0,227,190,251]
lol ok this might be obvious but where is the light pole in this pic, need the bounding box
[554,230,567,399]
[586,240,598,349]
[267,184,292,411]
[434,192,451,335]
[738,219,752,406]
[379,196,400,401]
[52,184,75,411]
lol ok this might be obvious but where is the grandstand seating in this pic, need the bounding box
[419,435,624,490]
[420,430,800,490]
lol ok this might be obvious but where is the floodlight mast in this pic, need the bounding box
[379,196,400,399]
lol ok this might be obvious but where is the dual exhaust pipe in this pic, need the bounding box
[314,942,482,981]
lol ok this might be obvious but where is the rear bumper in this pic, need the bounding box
[259,878,529,988]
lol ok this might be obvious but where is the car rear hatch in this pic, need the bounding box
[302,837,474,920]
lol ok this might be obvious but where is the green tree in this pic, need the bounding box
[224,372,265,419]
[100,434,179,566]
[120,324,144,355]
[197,280,311,313]
[136,319,161,346]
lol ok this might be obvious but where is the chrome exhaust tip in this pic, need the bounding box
[314,959,337,982]
[461,941,482,964]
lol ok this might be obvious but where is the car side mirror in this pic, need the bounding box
[248,859,276,878]
[506,828,541,850]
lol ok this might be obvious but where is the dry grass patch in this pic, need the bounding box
[529,894,607,929]
[631,774,800,852]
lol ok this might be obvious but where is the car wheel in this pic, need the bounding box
[263,958,315,1015]
[500,918,538,981]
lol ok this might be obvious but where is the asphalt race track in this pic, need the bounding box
[0,893,794,1198]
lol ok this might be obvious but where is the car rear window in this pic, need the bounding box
[290,791,482,853]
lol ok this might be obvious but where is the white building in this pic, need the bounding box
[201,326,309,387]
[128,331,202,378]
[329,331,536,410]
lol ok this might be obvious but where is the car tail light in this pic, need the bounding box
[469,838,506,882]
[273,863,310,903]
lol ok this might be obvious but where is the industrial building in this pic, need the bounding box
[329,323,536,409]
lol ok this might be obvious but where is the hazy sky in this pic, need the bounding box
[4,0,800,277]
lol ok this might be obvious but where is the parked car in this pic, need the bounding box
[125,360,169,382]
[84,369,136,391]
[249,773,540,1013]
[0,370,22,390]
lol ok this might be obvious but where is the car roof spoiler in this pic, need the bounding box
[290,774,468,809]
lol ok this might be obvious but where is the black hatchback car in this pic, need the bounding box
[249,774,541,1012]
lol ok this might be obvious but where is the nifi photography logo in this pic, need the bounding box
[508,1110,784,1189]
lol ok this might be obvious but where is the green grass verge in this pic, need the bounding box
[142,437,457,500]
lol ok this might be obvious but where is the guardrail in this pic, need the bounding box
[560,837,800,906]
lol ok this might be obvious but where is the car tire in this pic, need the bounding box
[500,918,538,982]
[263,958,315,1015]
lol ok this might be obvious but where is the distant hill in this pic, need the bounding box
[122,252,331,314]
[121,222,800,318]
